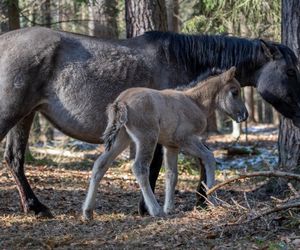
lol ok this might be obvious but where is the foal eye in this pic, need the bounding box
[231,89,238,97]
[287,68,296,77]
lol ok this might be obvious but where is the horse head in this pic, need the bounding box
[257,40,300,127]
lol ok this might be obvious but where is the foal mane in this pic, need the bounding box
[176,68,223,91]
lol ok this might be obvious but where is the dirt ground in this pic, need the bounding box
[0,125,299,249]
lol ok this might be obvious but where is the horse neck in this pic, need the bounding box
[158,33,266,88]
[184,78,221,115]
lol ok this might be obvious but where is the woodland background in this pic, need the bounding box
[0,1,300,248]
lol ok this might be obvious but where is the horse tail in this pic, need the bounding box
[103,101,128,151]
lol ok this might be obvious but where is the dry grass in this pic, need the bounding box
[0,129,300,249]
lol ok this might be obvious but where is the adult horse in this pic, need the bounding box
[0,27,299,217]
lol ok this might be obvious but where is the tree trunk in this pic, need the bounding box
[244,87,256,123]
[88,0,118,38]
[278,0,300,172]
[40,0,51,28]
[0,1,9,33]
[125,0,167,159]
[232,121,241,138]
[125,0,167,37]
[7,0,20,30]
[166,0,179,32]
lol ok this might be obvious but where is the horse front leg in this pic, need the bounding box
[4,113,53,217]
[138,144,163,216]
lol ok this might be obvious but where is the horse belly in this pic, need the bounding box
[41,102,106,144]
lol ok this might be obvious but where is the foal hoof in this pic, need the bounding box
[154,210,166,218]
[82,209,94,221]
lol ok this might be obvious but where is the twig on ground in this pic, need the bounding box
[288,182,300,197]
[222,199,300,227]
[243,192,251,210]
[207,171,300,195]
[245,200,300,223]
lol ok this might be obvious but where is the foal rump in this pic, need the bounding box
[103,101,128,151]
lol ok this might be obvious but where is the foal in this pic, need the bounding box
[83,67,248,219]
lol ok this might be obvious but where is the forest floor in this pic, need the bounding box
[0,124,299,249]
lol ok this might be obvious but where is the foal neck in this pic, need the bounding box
[184,77,222,115]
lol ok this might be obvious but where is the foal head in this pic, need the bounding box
[216,67,248,123]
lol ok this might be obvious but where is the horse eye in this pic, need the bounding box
[287,68,296,77]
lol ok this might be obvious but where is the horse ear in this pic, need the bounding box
[222,66,236,83]
[260,39,283,60]
[260,39,273,60]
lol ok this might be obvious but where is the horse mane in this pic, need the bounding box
[143,31,298,76]
[144,31,265,74]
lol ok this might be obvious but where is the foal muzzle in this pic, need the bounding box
[236,110,248,123]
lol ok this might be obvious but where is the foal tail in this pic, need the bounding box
[103,101,128,151]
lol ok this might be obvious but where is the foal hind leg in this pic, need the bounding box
[163,147,179,214]
[4,112,52,217]
[130,131,163,217]
[83,129,130,220]
[138,144,163,216]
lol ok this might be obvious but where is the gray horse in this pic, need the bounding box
[0,27,299,217]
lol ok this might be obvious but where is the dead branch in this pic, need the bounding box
[207,171,300,195]
[245,200,300,223]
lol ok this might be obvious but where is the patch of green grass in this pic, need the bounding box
[268,241,287,250]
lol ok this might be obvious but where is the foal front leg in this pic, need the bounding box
[183,137,216,204]
[163,147,179,214]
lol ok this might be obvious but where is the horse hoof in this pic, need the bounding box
[82,209,93,221]
[36,208,54,218]
[138,200,149,216]
[195,196,208,208]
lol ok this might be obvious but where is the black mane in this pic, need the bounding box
[144,31,266,76]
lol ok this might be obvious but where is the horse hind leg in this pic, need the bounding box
[4,112,53,217]
[82,129,130,220]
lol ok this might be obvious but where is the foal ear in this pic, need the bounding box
[222,66,236,83]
